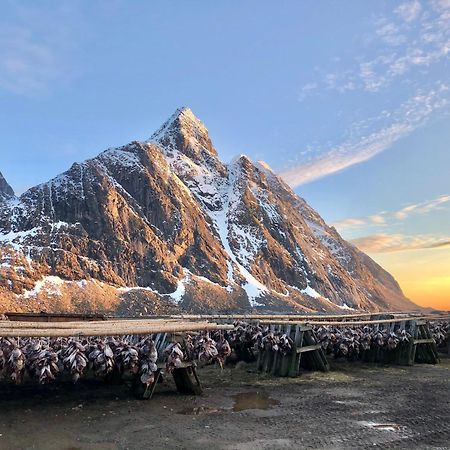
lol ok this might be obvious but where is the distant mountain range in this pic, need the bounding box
[0,108,416,315]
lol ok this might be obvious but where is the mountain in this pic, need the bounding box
[0,171,14,200]
[0,108,416,315]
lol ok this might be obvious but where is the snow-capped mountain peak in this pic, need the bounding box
[0,109,415,315]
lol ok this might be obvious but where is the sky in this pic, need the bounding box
[0,0,449,309]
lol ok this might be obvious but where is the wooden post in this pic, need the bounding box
[288,325,303,377]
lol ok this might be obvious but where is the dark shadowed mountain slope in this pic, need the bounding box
[0,171,14,199]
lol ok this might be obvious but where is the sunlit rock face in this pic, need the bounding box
[0,108,415,314]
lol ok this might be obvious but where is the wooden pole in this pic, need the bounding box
[0,318,183,329]
[0,322,233,338]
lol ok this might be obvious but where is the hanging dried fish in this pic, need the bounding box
[0,345,6,376]
[313,324,413,359]
[430,321,449,348]
[137,337,158,386]
[88,339,115,378]
[59,339,89,383]
[113,340,140,375]
[6,343,26,384]
[25,339,59,385]
[216,334,232,368]
[164,342,184,373]
[197,335,219,365]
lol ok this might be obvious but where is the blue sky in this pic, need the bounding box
[1,1,449,307]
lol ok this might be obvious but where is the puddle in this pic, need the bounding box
[178,406,223,415]
[178,391,280,415]
[232,391,280,412]
[358,421,402,432]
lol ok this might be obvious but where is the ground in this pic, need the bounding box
[0,357,449,450]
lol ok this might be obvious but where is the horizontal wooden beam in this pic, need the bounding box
[413,338,435,345]
[0,322,233,338]
[296,344,322,354]
[0,318,182,329]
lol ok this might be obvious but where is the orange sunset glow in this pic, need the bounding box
[371,248,450,310]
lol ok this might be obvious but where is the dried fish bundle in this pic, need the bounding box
[315,326,338,353]
[398,329,412,343]
[225,321,263,356]
[277,334,294,355]
[359,327,373,351]
[261,332,280,352]
[0,339,10,376]
[25,340,59,384]
[164,342,184,373]
[197,335,219,365]
[5,341,26,384]
[137,337,158,386]
[386,332,400,350]
[184,331,232,368]
[88,339,115,378]
[184,334,196,361]
[225,322,297,358]
[113,340,140,375]
[59,339,89,383]
[430,321,449,347]
[50,337,67,353]
[314,325,412,359]
[0,347,5,376]
[215,334,232,368]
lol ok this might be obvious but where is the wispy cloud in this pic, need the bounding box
[369,215,386,224]
[0,26,57,95]
[281,85,450,186]
[350,233,450,253]
[0,5,80,96]
[394,194,450,219]
[395,1,422,23]
[332,194,450,230]
[298,82,318,102]
[332,218,366,229]
[280,122,411,186]
[299,1,450,98]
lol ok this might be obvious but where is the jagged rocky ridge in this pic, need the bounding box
[0,171,14,200]
[0,108,415,314]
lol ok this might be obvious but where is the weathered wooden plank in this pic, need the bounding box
[0,322,234,337]
[296,344,322,354]
[413,338,436,345]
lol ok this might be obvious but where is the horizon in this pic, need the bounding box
[1,1,449,310]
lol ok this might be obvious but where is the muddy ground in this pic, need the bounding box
[0,357,449,450]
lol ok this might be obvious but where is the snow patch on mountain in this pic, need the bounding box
[23,275,66,298]
[168,269,190,304]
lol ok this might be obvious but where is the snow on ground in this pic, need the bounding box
[117,285,159,294]
[294,281,357,311]
[338,303,357,311]
[0,227,40,244]
[300,284,322,299]
[23,276,66,298]
[168,270,190,304]
[118,269,193,305]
